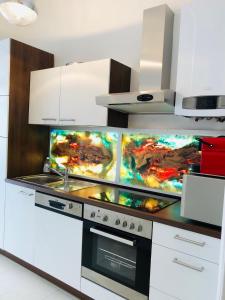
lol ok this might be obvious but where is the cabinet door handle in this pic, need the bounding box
[173,258,204,272]
[42,118,57,121]
[174,234,206,247]
[19,190,34,197]
[59,119,76,122]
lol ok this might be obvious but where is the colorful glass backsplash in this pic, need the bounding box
[120,134,201,194]
[50,129,118,181]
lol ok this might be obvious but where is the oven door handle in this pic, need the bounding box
[90,228,136,247]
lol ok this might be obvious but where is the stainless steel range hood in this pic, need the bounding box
[96,4,175,114]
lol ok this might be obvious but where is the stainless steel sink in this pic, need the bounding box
[46,179,97,192]
[17,174,98,192]
[18,174,62,185]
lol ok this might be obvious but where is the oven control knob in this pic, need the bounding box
[115,219,120,225]
[130,223,135,230]
[138,225,143,232]
[90,212,96,218]
[68,203,73,209]
[122,221,128,228]
[103,215,108,222]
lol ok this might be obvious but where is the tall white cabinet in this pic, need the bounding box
[0,39,10,249]
[175,0,225,116]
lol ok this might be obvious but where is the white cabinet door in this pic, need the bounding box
[150,288,177,300]
[81,278,126,300]
[0,39,10,96]
[0,138,7,249]
[150,243,218,300]
[34,206,83,290]
[4,183,35,263]
[0,96,9,137]
[60,59,109,126]
[29,67,61,125]
[176,0,225,116]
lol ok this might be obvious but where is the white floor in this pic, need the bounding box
[0,254,80,300]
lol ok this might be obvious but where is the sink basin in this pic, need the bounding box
[17,174,62,185]
[46,179,97,192]
[17,174,98,192]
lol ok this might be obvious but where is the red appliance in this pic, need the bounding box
[200,137,225,176]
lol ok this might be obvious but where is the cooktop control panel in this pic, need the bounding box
[84,204,152,239]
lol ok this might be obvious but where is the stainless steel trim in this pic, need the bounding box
[174,234,206,247]
[59,119,76,122]
[84,204,152,239]
[42,118,57,121]
[173,258,204,272]
[90,227,135,246]
[81,267,148,300]
[35,192,82,218]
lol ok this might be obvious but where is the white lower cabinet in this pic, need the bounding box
[81,278,126,300]
[4,183,35,263]
[150,288,178,300]
[34,205,83,290]
[150,223,220,300]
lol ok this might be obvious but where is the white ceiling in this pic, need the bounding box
[0,0,191,67]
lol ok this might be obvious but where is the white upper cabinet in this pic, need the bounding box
[0,96,9,137]
[29,59,130,127]
[175,0,225,114]
[60,60,109,126]
[29,67,61,125]
[0,39,10,96]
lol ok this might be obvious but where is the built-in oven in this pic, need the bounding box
[82,204,152,300]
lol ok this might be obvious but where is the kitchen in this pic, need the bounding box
[0,0,225,300]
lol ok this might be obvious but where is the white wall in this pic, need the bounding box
[0,0,224,132]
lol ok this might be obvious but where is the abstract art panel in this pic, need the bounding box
[50,129,118,181]
[120,134,201,194]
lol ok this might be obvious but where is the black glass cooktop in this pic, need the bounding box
[88,189,179,213]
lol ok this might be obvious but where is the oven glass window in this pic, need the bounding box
[92,234,137,286]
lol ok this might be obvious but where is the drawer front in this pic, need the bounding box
[151,244,218,300]
[150,288,178,300]
[153,222,220,263]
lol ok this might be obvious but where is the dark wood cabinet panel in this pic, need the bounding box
[7,39,54,178]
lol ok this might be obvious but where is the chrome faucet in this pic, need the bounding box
[50,167,69,184]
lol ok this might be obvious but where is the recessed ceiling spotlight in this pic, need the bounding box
[0,0,37,26]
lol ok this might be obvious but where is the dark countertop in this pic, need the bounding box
[6,177,221,239]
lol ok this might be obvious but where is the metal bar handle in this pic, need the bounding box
[20,190,34,197]
[59,119,76,122]
[173,258,204,273]
[42,118,57,121]
[174,234,206,247]
[90,227,135,247]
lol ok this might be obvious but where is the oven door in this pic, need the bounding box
[82,220,151,300]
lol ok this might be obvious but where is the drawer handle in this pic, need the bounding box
[42,118,57,121]
[20,190,34,197]
[59,119,76,122]
[174,234,206,247]
[173,258,204,272]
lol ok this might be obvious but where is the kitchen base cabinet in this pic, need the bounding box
[150,288,178,300]
[4,183,35,263]
[34,205,83,290]
[150,222,219,300]
[81,278,126,300]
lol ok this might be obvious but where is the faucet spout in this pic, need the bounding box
[50,167,70,184]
